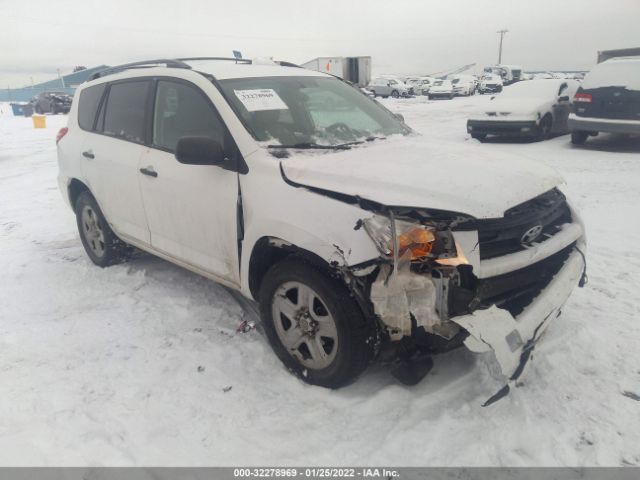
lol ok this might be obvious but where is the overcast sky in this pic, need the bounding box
[1,0,638,87]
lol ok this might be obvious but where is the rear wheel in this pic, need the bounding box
[259,258,376,388]
[75,191,130,267]
[571,131,589,145]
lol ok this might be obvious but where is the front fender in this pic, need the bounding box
[240,216,380,298]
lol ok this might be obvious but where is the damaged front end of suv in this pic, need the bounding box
[344,189,587,399]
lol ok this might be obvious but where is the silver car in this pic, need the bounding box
[367,78,411,98]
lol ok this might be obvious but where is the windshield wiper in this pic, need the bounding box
[267,142,354,150]
[267,137,387,151]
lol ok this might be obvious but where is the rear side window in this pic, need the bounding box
[102,81,149,143]
[78,84,106,131]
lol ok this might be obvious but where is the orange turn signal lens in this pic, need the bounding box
[392,227,436,259]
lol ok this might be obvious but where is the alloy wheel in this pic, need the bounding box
[271,281,339,370]
[81,205,105,258]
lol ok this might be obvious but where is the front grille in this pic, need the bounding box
[476,243,575,316]
[448,242,575,318]
[476,188,572,260]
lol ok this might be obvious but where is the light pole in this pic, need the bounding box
[497,29,508,64]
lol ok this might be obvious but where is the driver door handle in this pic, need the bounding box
[139,166,158,178]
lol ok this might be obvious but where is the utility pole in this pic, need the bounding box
[497,29,508,64]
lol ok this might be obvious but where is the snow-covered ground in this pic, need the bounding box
[1,97,639,466]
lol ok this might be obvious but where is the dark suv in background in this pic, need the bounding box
[569,56,640,145]
[31,91,73,114]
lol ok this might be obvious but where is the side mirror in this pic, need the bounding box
[558,95,570,102]
[175,136,226,166]
[395,113,405,122]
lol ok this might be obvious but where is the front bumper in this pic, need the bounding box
[451,247,585,380]
[467,119,538,137]
[568,114,640,135]
[429,91,453,98]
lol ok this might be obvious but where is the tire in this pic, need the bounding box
[449,94,454,100]
[471,133,487,141]
[391,90,400,98]
[35,105,42,114]
[428,95,433,100]
[51,103,58,115]
[370,90,376,98]
[75,191,130,267]
[259,257,376,388]
[571,131,589,145]
[537,114,553,140]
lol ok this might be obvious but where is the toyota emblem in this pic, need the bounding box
[520,225,543,244]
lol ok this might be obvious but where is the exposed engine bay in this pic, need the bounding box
[347,188,587,394]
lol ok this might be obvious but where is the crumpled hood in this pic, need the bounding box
[280,136,564,219]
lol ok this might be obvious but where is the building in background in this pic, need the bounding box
[0,65,109,102]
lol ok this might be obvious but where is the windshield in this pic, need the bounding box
[217,76,409,147]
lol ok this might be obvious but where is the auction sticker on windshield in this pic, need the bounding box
[234,89,289,111]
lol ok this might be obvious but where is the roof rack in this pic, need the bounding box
[274,60,302,68]
[87,57,303,82]
[176,56,253,64]
[88,59,192,81]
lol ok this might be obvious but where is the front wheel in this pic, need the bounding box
[537,114,553,140]
[259,258,376,388]
[571,131,589,145]
[391,90,400,98]
[370,90,376,97]
[75,191,130,267]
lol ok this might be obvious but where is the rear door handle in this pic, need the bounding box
[82,150,94,159]
[139,166,158,178]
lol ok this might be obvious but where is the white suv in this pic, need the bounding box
[57,58,587,392]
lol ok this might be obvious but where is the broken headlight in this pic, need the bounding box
[362,215,457,261]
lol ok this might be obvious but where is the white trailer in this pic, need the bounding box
[301,56,372,87]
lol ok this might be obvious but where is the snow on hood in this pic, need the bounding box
[280,136,563,219]
[479,97,545,116]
